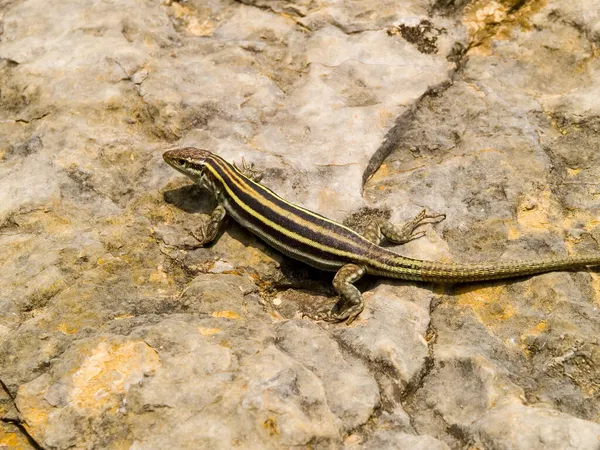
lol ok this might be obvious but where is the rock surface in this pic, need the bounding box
[1,0,600,448]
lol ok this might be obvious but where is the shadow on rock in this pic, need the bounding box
[163,184,215,214]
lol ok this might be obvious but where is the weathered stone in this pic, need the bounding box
[275,320,379,431]
[361,431,451,450]
[2,0,600,447]
[472,403,600,450]
[332,282,434,387]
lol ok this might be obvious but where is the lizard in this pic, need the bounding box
[163,147,600,324]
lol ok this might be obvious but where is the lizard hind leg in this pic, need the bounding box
[363,209,446,245]
[308,264,366,324]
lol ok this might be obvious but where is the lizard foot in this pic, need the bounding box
[234,157,264,183]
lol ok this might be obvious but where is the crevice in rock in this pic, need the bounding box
[545,10,599,57]
[398,293,445,443]
[363,21,471,188]
[233,0,313,33]
[507,0,528,14]
[329,22,381,36]
[362,80,454,188]
[235,0,284,16]
[111,59,172,141]
[112,59,145,86]
[401,294,443,404]
[14,112,50,124]
[0,57,20,67]
[340,400,384,443]
[272,329,384,441]
[0,378,44,449]
[2,418,44,450]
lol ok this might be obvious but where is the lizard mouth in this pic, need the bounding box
[163,148,208,182]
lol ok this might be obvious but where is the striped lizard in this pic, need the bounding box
[163,147,600,323]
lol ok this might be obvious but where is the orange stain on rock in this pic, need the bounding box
[455,285,516,323]
[67,340,160,411]
[0,426,35,449]
[198,327,223,335]
[57,322,78,335]
[212,310,241,320]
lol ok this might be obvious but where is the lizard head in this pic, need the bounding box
[163,147,213,183]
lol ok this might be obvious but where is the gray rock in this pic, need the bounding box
[275,320,380,431]
[1,0,600,448]
[361,431,451,450]
[332,282,434,388]
[472,403,600,450]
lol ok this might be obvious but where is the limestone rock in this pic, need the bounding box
[1,0,600,447]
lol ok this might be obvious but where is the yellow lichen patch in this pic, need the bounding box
[344,434,362,446]
[464,0,508,35]
[534,320,546,333]
[186,16,215,36]
[263,417,279,436]
[524,320,547,337]
[147,203,177,225]
[515,190,556,234]
[218,339,233,349]
[566,167,583,177]
[68,340,160,411]
[223,235,278,268]
[103,439,134,450]
[16,208,71,235]
[246,249,273,267]
[57,322,78,335]
[16,381,50,432]
[506,223,520,240]
[103,215,130,227]
[212,310,241,320]
[113,314,134,320]
[198,327,223,335]
[563,210,600,233]
[367,163,390,184]
[463,0,548,51]
[0,424,36,450]
[455,285,516,324]
[169,2,215,36]
[149,266,168,283]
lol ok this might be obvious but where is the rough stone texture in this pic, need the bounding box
[472,403,600,450]
[1,0,600,448]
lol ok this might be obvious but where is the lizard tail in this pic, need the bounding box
[415,254,600,283]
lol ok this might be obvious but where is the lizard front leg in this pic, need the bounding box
[188,204,227,246]
[234,157,264,183]
[363,209,445,245]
